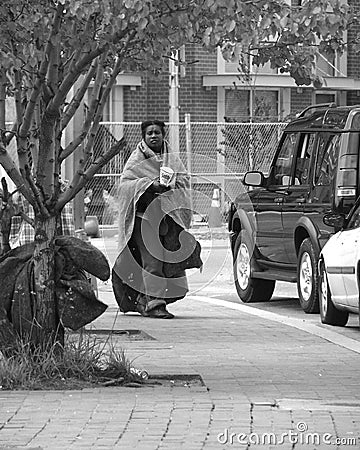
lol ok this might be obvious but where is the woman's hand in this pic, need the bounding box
[152,180,171,194]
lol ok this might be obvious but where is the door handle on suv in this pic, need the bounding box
[295,197,306,203]
[274,197,284,203]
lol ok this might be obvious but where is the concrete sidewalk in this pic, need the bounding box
[1,287,360,449]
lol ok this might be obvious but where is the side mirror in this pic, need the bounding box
[243,171,264,187]
[323,212,345,229]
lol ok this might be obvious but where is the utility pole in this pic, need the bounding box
[169,50,179,153]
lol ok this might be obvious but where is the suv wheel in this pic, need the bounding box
[297,238,319,313]
[233,230,275,303]
[319,263,349,326]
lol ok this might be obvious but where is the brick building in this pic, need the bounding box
[106,0,360,124]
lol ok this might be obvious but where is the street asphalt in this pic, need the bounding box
[1,230,360,449]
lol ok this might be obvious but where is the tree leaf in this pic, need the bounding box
[312,7,322,15]
[226,19,236,32]
[138,17,148,30]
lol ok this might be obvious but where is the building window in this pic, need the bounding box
[316,52,336,77]
[223,52,276,75]
[225,89,279,122]
[225,89,249,121]
[315,93,336,104]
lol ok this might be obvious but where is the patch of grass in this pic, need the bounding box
[0,332,147,390]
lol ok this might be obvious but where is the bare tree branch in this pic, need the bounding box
[0,144,35,208]
[50,44,108,113]
[46,38,60,99]
[29,103,40,170]
[72,56,123,175]
[60,60,97,133]
[0,70,6,132]
[56,137,126,211]
[59,53,106,162]
[63,18,94,77]
[18,211,35,228]
[51,23,133,113]
[18,2,63,147]
[35,105,57,203]
[25,165,49,218]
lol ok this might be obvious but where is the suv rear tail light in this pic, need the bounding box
[337,188,356,197]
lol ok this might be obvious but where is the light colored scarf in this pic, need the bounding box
[117,140,192,253]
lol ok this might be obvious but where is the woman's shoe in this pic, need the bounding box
[136,295,173,318]
[148,305,174,319]
[136,301,150,317]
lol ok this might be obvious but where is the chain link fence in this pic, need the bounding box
[0,120,286,229]
[84,121,287,225]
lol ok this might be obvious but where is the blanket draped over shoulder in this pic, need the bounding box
[117,140,192,254]
[112,140,193,312]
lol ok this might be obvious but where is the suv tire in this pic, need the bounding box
[319,263,349,326]
[233,230,275,303]
[297,238,319,313]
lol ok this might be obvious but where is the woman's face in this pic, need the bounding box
[144,124,164,152]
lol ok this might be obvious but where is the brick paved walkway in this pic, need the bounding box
[1,288,360,449]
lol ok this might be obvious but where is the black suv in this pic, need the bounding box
[228,103,360,313]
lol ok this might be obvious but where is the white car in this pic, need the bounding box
[319,202,360,327]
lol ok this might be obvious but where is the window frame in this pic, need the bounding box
[313,133,340,188]
[292,132,317,187]
[268,132,299,186]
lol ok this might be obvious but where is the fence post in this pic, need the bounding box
[217,122,226,213]
[185,113,192,177]
[185,113,193,220]
[248,120,253,171]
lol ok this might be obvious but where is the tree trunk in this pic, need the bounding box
[32,214,64,348]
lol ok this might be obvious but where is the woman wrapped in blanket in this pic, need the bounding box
[112,120,193,319]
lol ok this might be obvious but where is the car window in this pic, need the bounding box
[346,203,360,229]
[293,133,316,185]
[314,134,339,187]
[270,133,297,186]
